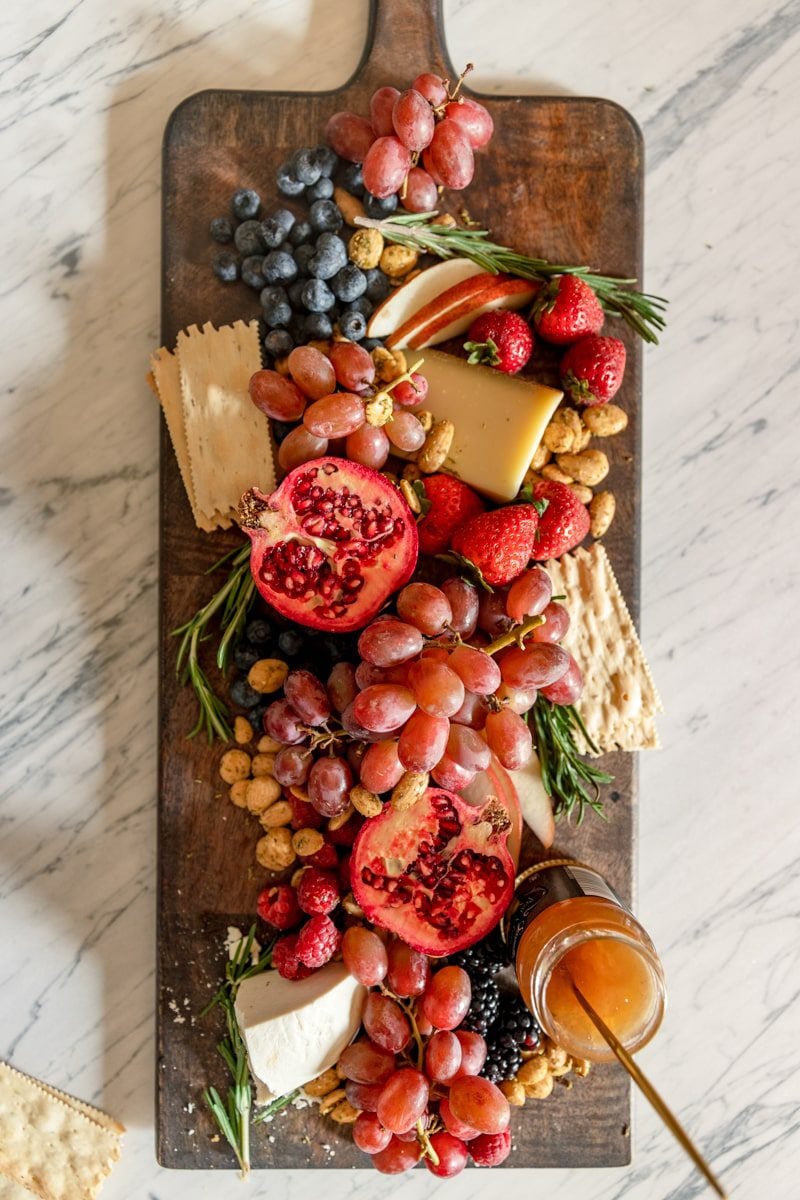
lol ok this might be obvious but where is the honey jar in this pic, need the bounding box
[507,862,666,1063]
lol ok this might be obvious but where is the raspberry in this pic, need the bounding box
[272,933,313,980]
[306,840,339,870]
[295,914,342,968]
[257,884,302,930]
[469,1130,511,1167]
[297,868,340,915]
[290,794,325,830]
[337,852,353,892]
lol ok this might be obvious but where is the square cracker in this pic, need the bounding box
[545,544,663,754]
[0,1063,122,1200]
[178,320,274,525]
[0,1175,37,1199]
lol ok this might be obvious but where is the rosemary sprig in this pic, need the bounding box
[172,541,254,741]
[201,925,276,1176]
[356,212,668,344]
[532,698,613,822]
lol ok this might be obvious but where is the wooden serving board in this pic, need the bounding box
[157,0,643,1169]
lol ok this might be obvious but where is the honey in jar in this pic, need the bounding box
[507,863,666,1063]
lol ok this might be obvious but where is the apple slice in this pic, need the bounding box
[407,277,538,349]
[367,258,485,340]
[385,271,500,349]
[509,752,555,849]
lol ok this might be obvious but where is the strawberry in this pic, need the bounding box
[417,475,485,556]
[450,504,539,587]
[531,481,590,560]
[560,335,626,406]
[532,275,604,345]
[464,311,533,374]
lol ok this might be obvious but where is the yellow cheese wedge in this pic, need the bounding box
[415,349,562,501]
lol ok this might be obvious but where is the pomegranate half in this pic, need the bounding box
[239,458,418,633]
[351,788,515,955]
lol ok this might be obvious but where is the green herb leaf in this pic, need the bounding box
[532,698,613,822]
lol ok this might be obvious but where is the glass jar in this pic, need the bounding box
[507,862,666,1063]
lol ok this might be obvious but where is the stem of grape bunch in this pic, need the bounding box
[355,212,668,344]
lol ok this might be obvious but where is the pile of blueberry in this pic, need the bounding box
[209,145,400,363]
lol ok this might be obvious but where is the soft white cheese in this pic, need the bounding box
[235,963,365,1100]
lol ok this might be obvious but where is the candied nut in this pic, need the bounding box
[372,346,407,383]
[256,827,295,871]
[303,1067,341,1098]
[400,479,421,514]
[549,1056,573,1078]
[541,463,573,485]
[219,749,251,784]
[556,448,609,487]
[348,227,384,269]
[260,799,293,828]
[333,187,366,226]
[437,213,457,228]
[402,462,422,482]
[342,892,364,917]
[583,402,628,437]
[246,776,282,814]
[517,1058,549,1087]
[415,409,434,434]
[572,426,592,452]
[328,804,354,831]
[306,339,332,357]
[291,866,308,888]
[544,1044,570,1074]
[417,419,455,473]
[391,771,429,811]
[543,419,575,455]
[531,441,552,471]
[248,658,290,694]
[524,1073,554,1100]
[523,469,543,491]
[229,780,250,808]
[289,785,310,802]
[380,245,419,278]
[318,1087,347,1115]
[364,391,393,427]
[350,784,382,818]
[258,735,282,753]
[569,483,593,505]
[292,828,325,857]
[329,1099,360,1124]
[500,1079,526,1107]
[573,1058,592,1078]
[590,490,616,537]
[234,716,254,745]
[251,753,277,777]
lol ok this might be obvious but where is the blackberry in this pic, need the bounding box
[460,974,500,1037]
[482,1036,523,1084]
[449,938,507,979]
[495,994,543,1051]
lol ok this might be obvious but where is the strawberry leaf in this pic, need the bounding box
[435,550,494,593]
[463,337,501,367]
[412,479,432,518]
[532,497,550,518]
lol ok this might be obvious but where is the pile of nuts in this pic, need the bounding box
[302,1065,360,1125]
[499,1037,591,1107]
[525,402,629,539]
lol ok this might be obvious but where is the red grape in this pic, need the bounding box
[442,577,479,636]
[249,370,307,421]
[352,684,417,732]
[425,1130,468,1177]
[363,992,411,1053]
[346,1079,385,1112]
[363,135,412,199]
[342,925,388,986]
[287,346,336,399]
[422,146,443,185]
[358,739,405,793]
[431,753,476,792]
[385,410,426,451]
[400,167,439,213]
[387,939,429,997]
[369,86,400,137]
[371,1136,421,1173]
[447,723,491,771]
[353,1111,392,1154]
[325,111,376,162]
[327,662,358,713]
[412,72,448,106]
[272,746,311,787]
[439,1095,479,1141]
[478,587,513,636]
[506,565,552,623]
[329,340,375,390]
[448,644,501,695]
[448,1075,510,1134]
[421,966,471,1030]
[346,422,390,469]
[444,97,494,149]
[308,755,353,816]
[391,370,429,406]
[354,660,409,688]
[303,392,365,438]
[392,88,435,152]
[539,652,583,705]
[398,710,450,771]
[277,425,328,472]
[494,681,537,714]
[396,582,452,635]
[377,1067,429,1134]
[484,707,533,769]
[284,669,331,725]
[425,1030,462,1083]
[265,699,306,744]
[358,618,424,667]
[427,120,474,189]
[532,601,571,643]
[453,1030,488,1078]
[338,1038,396,1083]
[499,642,570,689]
[408,659,465,718]
[450,689,487,730]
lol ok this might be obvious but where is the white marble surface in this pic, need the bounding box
[1,0,798,1195]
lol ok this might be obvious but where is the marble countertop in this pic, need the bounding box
[2,0,798,1196]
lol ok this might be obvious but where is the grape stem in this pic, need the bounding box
[417,1117,440,1167]
[483,613,546,656]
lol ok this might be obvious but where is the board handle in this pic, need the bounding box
[361,0,455,88]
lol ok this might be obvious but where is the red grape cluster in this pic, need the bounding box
[325,66,494,209]
[249,342,429,472]
[340,929,511,1175]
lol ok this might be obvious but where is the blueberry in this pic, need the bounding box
[338,161,364,195]
[248,702,269,733]
[288,279,307,307]
[303,312,333,340]
[233,642,261,671]
[241,255,266,289]
[246,618,273,644]
[210,216,233,243]
[294,244,316,276]
[263,250,298,284]
[276,163,305,197]
[231,188,261,220]
[278,628,305,657]
[312,145,339,178]
[364,267,391,303]
[305,176,334,203]
[309,198,344,234]
[301,277,336,313]
[289,220,313,247]
[271,420,295,443]
[331,263,367,302]
[260,284,288,307]
[230,677,263,709]
[363,191,398,219]
[212,251,239,282]
[346,295,374,318]
[273,208,296,236]
[339,309,367,341]
[321,636,348,664]
[260,217,286,249]
[290,146,322,186]
[361,337,384,352]
[287,312,307,343]
[264,328,294,358]
[234,219,266,256]
[309,232,347,280]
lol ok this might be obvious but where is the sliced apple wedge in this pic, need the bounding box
[367,258,485,340]
[386,271,500,349]
[407,277,538,349]
[509,752,555,849]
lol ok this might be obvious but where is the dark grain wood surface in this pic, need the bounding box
[157,0,643,1169]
